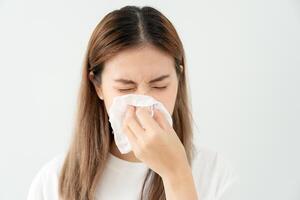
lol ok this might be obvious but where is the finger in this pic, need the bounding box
[153,109,173,131]
[127,111,146,140]
[135,107,161,132]
[122,123,138,151]
[123,105,138,140]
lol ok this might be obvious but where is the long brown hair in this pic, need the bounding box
[59,5,196,200]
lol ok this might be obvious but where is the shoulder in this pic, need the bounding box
[191,145,239,200]
[37,152,66,179]
[27,152,66,200]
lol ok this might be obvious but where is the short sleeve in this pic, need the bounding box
[26,153,65,200]
[27,164,47,200]
[214,152,239,200]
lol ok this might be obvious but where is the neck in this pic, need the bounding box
[109,139,142,163]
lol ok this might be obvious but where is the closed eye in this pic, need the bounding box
[118,86,167,92]
[153,86,167,90]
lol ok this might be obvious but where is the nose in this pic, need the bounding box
[135,84,150,96]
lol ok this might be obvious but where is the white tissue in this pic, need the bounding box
[108,94,173,154]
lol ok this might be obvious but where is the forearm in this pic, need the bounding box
[162,165,198,200]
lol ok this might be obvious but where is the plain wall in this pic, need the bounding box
[0,0,299,199]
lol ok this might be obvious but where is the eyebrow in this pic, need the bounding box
[114,74,170,85]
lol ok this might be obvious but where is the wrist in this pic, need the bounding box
[161,161,198,200]
[162,162,193,184]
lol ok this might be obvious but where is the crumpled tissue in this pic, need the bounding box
[108,94,173,154]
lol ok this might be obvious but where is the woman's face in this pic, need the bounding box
[94,44,179,115]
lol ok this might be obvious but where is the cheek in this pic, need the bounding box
[155,85,178,115]
[101,92,118,115]
[100,82,120,111]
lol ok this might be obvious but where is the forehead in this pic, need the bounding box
[103,44,175,77]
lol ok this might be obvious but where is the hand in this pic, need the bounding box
[122,105,190,179]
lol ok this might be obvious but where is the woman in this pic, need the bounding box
[27,5,238,200]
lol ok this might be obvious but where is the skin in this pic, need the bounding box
[92,43,198,199]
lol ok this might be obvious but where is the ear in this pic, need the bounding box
[179,64,183,73]
[89,71,95,82]
[89,71,104,100]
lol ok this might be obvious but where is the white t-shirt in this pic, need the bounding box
[27,146,238,200]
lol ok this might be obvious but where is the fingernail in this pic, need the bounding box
[127,105,136,114]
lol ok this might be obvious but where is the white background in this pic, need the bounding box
[0,0,299,199]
